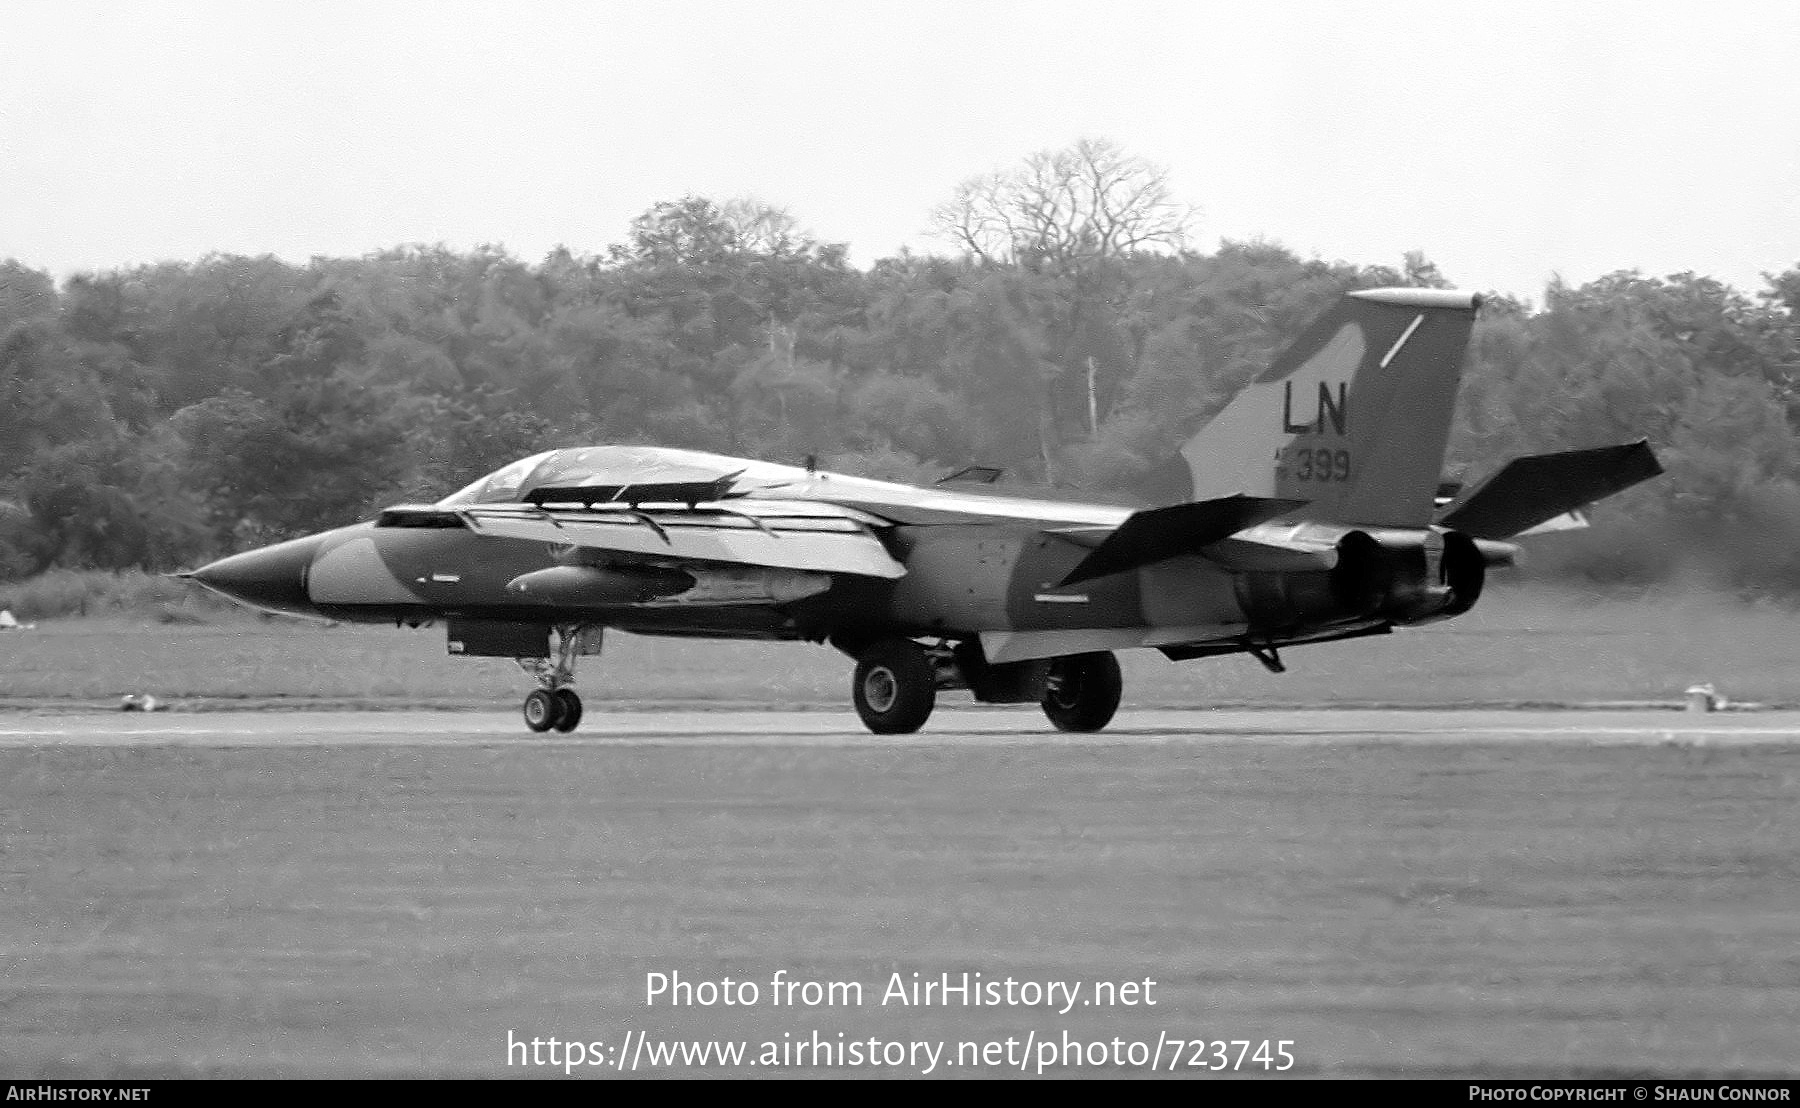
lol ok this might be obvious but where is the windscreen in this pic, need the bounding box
[435,451,559,506]
[434,447,753,506]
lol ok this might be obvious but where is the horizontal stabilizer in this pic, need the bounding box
[1059,495,1305,587]
[1438,440,1663,540]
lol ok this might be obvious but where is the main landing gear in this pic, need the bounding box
[518,624,600,733]
[852,638,938,734]
[847,637,1124,735]
[1040,651,1123,733]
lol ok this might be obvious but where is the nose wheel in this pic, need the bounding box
[551,688,582,731]
[523,687,584,733]
[518,625,599,733]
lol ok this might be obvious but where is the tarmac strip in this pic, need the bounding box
[2,707,1798,748]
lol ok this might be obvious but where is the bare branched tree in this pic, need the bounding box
[931,138,1196,268]
[722,197,805,256]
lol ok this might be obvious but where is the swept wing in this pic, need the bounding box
[457,498,905,579]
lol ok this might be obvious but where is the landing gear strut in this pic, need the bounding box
[518,624,600,733]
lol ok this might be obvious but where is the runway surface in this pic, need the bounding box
[5,705,1800,747]
[5,706,1799,1078]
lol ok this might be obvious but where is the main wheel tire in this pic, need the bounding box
[523,688,562,733]
[551,688,583,733]
[1041,651,1123,733]
[852,638,937,734]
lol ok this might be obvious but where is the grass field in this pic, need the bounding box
[2,583,1798,711]
[2,732,1797,1077]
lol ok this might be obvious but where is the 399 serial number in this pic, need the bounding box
[1284,447,1351,482]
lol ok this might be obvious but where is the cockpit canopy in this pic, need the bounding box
[435,446,791,507]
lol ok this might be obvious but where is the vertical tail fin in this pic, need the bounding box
[1162,287,1482,527]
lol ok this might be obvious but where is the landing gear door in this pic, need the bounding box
[447,619,551,657]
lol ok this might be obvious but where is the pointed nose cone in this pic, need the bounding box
[187,533,327,617]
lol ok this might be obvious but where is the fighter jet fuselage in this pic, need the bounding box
[186,288,1664,734]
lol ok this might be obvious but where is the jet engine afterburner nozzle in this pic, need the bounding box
[1330,528,1486,626]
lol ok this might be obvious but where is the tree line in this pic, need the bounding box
[1,140,1796,590]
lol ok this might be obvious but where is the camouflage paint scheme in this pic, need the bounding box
[186,287,1663,727]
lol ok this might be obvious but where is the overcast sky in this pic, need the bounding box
[4,0,1797,302]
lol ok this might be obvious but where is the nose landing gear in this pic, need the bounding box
[518,624,600,733]
[522,687,575,733]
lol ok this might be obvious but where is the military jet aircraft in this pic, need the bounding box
[183,287,1662,734]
